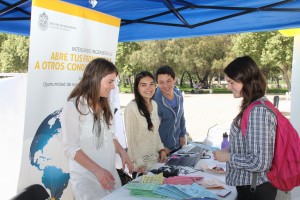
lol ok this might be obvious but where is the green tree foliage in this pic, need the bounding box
[232,31,293,91]
[261,33,293,91]
[164,38,193,86]
[1,31,293,92]
[232,32,271,66]
[118,36,233,88]
[0,33,29,73]
[116,42,141,91]
[129,40,169,73]
[163,35,232,87]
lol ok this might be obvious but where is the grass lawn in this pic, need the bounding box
[119,85,288,95]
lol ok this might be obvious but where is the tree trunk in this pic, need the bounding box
[127,75,133,93]
[280,64,291,92]
[122,74,127,87]
[275,77,280,88]
[201,72,210,88]
[180,72,184,86]
[196,72,201,84]
[186,72,193,88]
[208,76,213,88]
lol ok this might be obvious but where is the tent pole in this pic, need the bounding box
[291,34,300,199]
[290,35,300,199]
[0,0,29,16]
[290,35,300,133]
[164,0,191,28]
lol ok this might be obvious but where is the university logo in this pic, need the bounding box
[38,12,49,31]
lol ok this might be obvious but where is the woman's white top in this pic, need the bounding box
[61,97,121,199]
[124,100,164,171]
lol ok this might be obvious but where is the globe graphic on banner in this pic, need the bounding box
[29,109,70,199]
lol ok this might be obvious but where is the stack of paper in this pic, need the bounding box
[141,173,164,184]
[153,183,221,200]
[125,183,164,198]
[197,179,225,189]
[164,176,203,185]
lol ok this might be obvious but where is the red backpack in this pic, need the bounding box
[241,100,300,192]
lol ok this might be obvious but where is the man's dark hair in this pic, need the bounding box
[155,65,175,82]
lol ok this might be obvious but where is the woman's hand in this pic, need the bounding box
[119,150,134,174]
[113,139,134,173]
[94,167,116,191]
[164,147,171,156]
[159,150,168,163]
[73,150,116,190]
[212,150,230,162]
[137,166,147,175]
[180,136,186,146]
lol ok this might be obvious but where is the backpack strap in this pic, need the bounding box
[241,100,277,137]
[263,101,278,115]
[241,99,278,192]
[241,101,263,137]
[250,172,258,192]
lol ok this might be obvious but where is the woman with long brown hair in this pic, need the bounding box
[213,56,277,200]
[61,58,133,199]
[124,71,167,176]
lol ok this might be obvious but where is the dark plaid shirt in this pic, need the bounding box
[226,98,277,186]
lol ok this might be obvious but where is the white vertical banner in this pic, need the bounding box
[17,0,120,199]
[110,78,127,148]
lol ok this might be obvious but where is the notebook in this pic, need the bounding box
[165,153,202,167]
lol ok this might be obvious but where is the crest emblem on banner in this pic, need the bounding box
[38,12,49,31]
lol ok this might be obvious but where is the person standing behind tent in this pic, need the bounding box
[153,65,187,155]
[213,56,277,200]
[124,71,168,175]
[61,58,134,200]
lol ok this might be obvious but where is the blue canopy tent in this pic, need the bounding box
[1,0,300,132]
[0,0,300,41]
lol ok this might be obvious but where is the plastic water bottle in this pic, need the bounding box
[221,132,229,150]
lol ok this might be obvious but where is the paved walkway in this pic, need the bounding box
[119,93,291,142]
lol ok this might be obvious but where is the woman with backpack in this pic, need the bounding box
[213,56,277,200]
